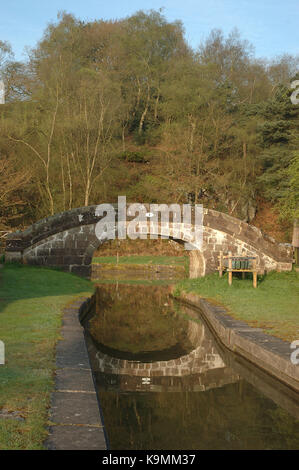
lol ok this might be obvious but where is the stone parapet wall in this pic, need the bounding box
[204,209,292,263]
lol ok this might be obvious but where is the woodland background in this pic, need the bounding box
[0,10,298,241]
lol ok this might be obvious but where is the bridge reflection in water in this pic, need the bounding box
[83,283,299,450]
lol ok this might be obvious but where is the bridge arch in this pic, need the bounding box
[5,205,292,277]
[85,312,240,392]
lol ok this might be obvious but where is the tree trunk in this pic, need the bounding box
[138,83,150,135]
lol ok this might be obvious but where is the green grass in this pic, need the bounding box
[93,279,178,286]
[92,254,188,267]
[0,264,93,450]
[175,271,299,342]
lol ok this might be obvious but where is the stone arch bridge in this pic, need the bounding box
[5,205,292,278]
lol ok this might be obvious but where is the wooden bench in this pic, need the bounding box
[218,251,258,288]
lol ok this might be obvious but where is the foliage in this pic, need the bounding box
[118,151,148,163]
[279,152,299,219]
[0,10,298,234]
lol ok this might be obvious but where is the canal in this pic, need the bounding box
[82,282,299,450]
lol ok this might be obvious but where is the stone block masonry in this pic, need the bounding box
[5,205,293,278]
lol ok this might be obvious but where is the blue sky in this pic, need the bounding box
[1,0,298,61]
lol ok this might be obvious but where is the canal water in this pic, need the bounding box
[83,282,299,450]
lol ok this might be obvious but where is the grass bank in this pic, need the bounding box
[93,254,189,266]
[175,271,299,342]
[0,264,93,450]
